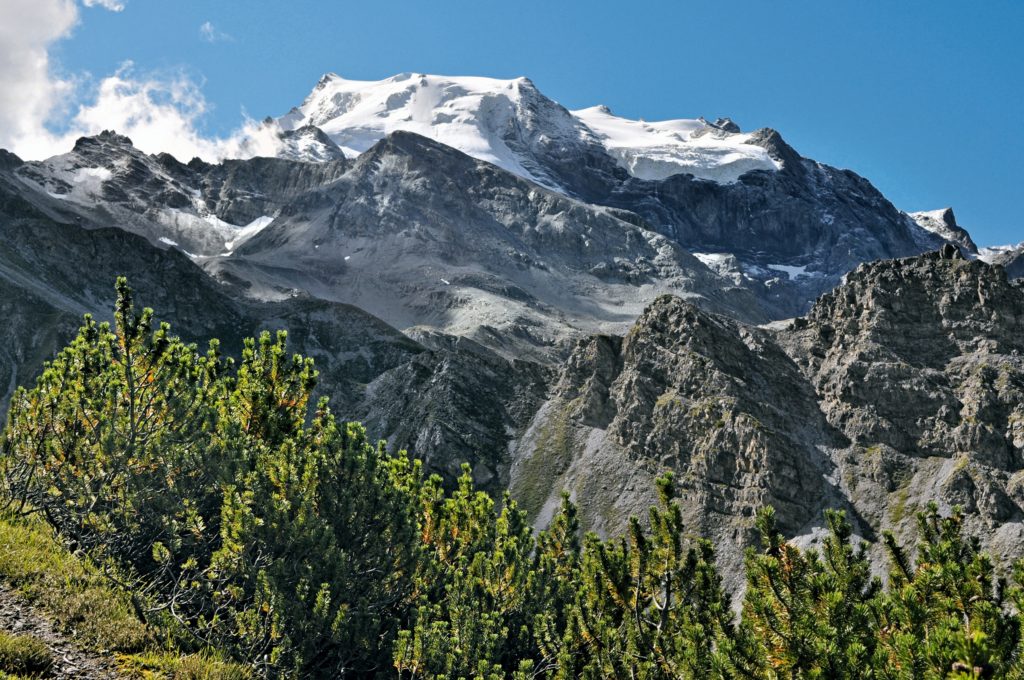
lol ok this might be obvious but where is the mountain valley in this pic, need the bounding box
[0,72,1020,569]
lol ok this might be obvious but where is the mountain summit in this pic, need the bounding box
[272,72,782,189]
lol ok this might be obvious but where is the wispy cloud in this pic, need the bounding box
[64,62,278,161]
[199,21,232,43]
[82,0,125,11]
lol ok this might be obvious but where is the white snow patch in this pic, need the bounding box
[158,237,178,246]
[224,215,274,251]
[911,208,952,223]
[156,210,274,256]
[907,208,980,254]
[572,105,781,183]
[692,251,750,284]
[692,252,733,268]
[767,264,811,279]
[28,165,112,203]
[277,127,344,162]
[72,166,112,194]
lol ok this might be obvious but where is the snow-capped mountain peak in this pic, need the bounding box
[272,72,783,187]
[274,124,345,162]
[275,72,586,189]
[908,207,978,253]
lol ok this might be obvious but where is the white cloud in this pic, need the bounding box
[82,0,124,11]
[199,21,232,43]
[0,0,79,159]
[0,0,278,162]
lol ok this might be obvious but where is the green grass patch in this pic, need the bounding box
[0,512,248,679]
[513,401,576,520]
[117,651,250,680]
[890,484,914,525]
[0,511,150,654]
[655,390,683,410]
[0,631,52,677]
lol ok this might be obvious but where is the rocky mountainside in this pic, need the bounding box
[0,151,550,489]
[510,250,1024,587]
[214,131,773,353]
[7,130,778,357]
[7,115,978,360]
[998,249,1024,278]
[10,131,348,256]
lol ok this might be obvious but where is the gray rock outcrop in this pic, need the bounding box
[512,252,1024,586]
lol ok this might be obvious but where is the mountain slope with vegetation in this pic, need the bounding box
[2,281,1024,678]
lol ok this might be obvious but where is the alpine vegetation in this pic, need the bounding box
[2,281,1024,679]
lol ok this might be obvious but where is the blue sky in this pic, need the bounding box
[26,1,1024,245]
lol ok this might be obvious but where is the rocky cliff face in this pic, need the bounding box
[358,330,551,493]
[781,250,1024,550]
[509,297,845,584]
[567,129,944,313]
[511,252,1024,586]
